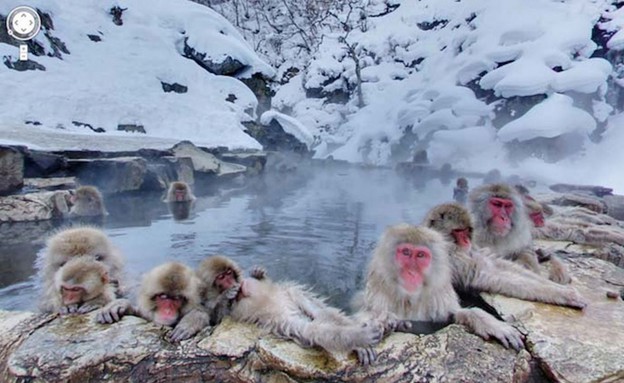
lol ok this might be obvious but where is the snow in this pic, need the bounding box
[3,0,624,192]
[0,0,274,151]
[497,93,596,143]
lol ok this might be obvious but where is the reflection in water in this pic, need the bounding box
[0,166,459,311]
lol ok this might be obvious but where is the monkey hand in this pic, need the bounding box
[354,346,377,366]
[77,303,103,314]
[476,321,524,351]
[96,298,132,324]
[249,266,267,280]
[168,309,211,342]
[561,288,587,310]
[224,283,241,300]
[59,304,80,315]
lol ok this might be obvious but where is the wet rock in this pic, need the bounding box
[242,120,309,154]
[549,183,613,198]
[0,146,24,195]
[219,152,267,176]
[161,82,188,93]
[547,193,607,214]
[171,141,246,177]
[142,157,194,191]
[485,254,624,383]
[68,157,148,193]
[23,177,76,191]
[0,190,71,222]
[603,195,624,221]
[1,314,521,382]
[22,150,67,178]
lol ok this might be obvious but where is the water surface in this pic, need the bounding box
[0,165,459,311]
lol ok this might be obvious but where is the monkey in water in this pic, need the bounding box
[44,257,116,315]
[164,181,196,220]
[39,226,125,311]
[203,256,382,363]
[353,224,524,359]
[68,186,108,217]
[468,183,571,284]
[453,177,469,205]
[97,262,206,342]
[164,181,196,203]
[423,203,586,309]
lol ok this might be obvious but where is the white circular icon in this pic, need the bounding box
[6,6,41,41]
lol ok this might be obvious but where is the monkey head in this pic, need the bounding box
[138,262,199,326]
[197,255,242,294]
[456,177,468,189]
[424,203,473,252]
[55,257,110,306]
[469,183,524,238]
[46,227,115,269]
[373,224,451,295]
[171,182,190,202]
[523,196,545,228]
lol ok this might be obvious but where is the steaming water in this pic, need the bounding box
[0,166,459,312]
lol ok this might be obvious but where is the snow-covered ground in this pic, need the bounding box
[0,0,274,150]
[2,0,624,192]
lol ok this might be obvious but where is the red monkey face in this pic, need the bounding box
[61,285,85,305]
[530,212,544,227]
[488,197,514,236]
[174,189,186,202]
[153,294,185,326]
[451,228,471,250]
[214,268,237,292]
[395,243,432,293]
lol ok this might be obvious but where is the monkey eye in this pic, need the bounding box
[94,254,104,261]
[225,269,233,275]
[401,248,412,257]
[416,252,425,258]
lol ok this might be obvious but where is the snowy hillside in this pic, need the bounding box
[0,0,274,150]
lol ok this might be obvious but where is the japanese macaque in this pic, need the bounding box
[39,226,125,311]
[68,186,108,217]
[354,224,523,353]
[195,255,264,326]
[212,256,382,362]
[164,181,196,203]
[468,183,571,284]
[44,257,116,314]
[97,262,205,342]
[526,199,624,247]
[453,177,469,204]
[172,256,266,338]
[423,203,586,309]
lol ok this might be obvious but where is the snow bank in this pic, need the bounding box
[0,0,275,150]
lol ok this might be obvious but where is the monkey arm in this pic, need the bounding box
[471,257,585,308]
[454,307,524,350]
[169,308,211,342]
[96,298,137,324]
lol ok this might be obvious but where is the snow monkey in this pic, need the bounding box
[97,262,205,342]
[68,185,108,217]
[453,177,469,205]
[468,183,571,284]
[423,203,587,309]
[43,257,116,314]
[211,256,382,363]
[171,255,267,339]
[164,181,196,203]
[354,224,524,354]
[39,226,125,311]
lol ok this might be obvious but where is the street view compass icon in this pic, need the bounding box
[6,6,41,61]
